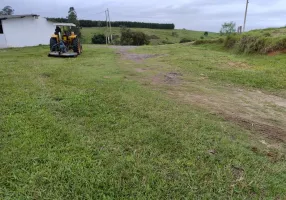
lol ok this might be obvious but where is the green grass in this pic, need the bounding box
[133,43,286,92]
[190,26,286,55]
[0,46,285,199]
[249,26,286,37]
[81,27,220,45]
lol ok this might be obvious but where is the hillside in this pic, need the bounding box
[190,26,286,55]
[81,27,220,45]
[248,26,286,37]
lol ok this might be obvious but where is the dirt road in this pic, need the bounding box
[113,46,286,149]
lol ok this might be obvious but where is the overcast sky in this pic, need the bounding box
[1,0,286,32]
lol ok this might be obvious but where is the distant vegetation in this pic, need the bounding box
[220,21,236,35]
[47,18,175,29]
[223,33,286,54]
[193,23,286,55]
[179,38,193,43]
[91,34,106,44]
[81,27,220,45]
[120,28,150,46]
[91,28,150,46]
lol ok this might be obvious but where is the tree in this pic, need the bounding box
[220,21,236,35]
[0,6,14,15]
[67,7,81,37]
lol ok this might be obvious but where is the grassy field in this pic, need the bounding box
[133,43,286,92]
[81,27,220,44]
[0,45,286,199]
[249,26,286,37]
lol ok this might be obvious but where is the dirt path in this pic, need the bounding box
[113,46,286,148]
[111,46,160,63]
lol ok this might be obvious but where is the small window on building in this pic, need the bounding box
[0,20,3,34]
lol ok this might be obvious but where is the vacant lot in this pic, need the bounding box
[81,27,220,44]
[0,45,285,199]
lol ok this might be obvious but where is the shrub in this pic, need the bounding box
[172,32,179,37]
[193,38,224,45]
[162,40,174,45]
[120,27,150,46]
[204,32,209,37]
[120,27,133,45]
[148,35,160,39]
[91,34,106,44]
[263,32,271,37]
[179,38,192,43]
[200,36,204,39]
[224,34,240,48]
[132,31,150,46]
[112,35,120,40]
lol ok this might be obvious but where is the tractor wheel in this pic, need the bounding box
[72,37,81,54]
[50,38,57,51]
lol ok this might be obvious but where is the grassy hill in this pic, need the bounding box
[191,26,286,55]
[248,27,286,37]
[81,27,220,45]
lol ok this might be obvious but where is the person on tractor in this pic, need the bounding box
[55,26,61,35]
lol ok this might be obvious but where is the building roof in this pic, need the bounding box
[0,14,39,20]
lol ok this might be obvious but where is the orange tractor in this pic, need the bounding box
[48,23,82,58]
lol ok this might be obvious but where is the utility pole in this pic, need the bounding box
[105,10,108,45]
[243,0,249,32]
[107,8,112,42]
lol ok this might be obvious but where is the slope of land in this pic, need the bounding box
[249,26,286,37]
[81,27,220,44]
[0,44,285,199]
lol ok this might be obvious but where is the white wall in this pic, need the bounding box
[0,34,7,48]
[2,16,55,48]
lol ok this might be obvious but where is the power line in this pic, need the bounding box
[94,11,106,15]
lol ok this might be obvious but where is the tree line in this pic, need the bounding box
[47,18,175,29]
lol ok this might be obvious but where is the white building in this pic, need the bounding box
[0,14,55,48]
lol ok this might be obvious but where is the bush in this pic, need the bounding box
[204,32,209,37]
[200,36,204,39]
[162,40,174,45]
[224,34,240,48]
[148,35,160,39]
[193,38,224,45]
[179,38,192,43]
[263,32,271,37]
[112,35,120,40]
[132,31,150,45]
[120,28,133,45]
[172,32,179,37]
[91,34,106,44]
[120,27,150,46]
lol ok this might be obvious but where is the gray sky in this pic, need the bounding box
[1,0,286,32]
